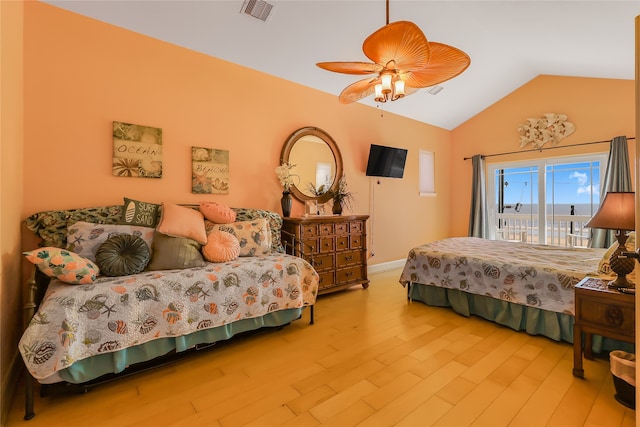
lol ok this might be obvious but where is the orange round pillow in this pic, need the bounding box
[202,230,240,263]
[199,202,236,224]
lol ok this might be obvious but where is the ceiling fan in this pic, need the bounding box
[317,0,470,104]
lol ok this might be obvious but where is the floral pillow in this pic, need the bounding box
[66,221,155,263]
[23,247,99,284]
[207,219,271,257]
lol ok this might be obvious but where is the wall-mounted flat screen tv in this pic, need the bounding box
[365,144,408,178]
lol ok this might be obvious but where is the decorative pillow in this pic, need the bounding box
[23,247,99,285]
[209,218,271,256]
[598,231,636,274]
[199,202,236,224]
[233,207,284,253]
[24,205,123,249]
[156,203,207,245]
[66,221,155,263]
[202,231,241,263]
[120,197,161,228]
[147,231,207,271]
[95,234,151,277]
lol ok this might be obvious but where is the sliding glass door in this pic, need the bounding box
[487,154,606,245]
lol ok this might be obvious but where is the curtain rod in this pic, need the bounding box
[463,136,636,161]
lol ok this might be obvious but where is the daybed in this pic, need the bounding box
[19,202,318,420]
[399,237,634,352]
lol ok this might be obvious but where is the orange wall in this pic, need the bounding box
[450,75,636,237]
[1,0,24,423]
[6,2,637,420]
[22,1,452,266]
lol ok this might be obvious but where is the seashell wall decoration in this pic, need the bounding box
[517,113,575,149]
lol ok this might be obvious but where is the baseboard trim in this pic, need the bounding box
[2,351,21,425]
[368,259,405,275]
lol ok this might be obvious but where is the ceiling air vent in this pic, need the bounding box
[241,0,273,22]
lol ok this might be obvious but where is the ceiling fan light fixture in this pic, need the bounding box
[374,75,405,103]
[374,84,384,103]
[393,80,405,100]
[316,0,470,105]
[381,73,393,93]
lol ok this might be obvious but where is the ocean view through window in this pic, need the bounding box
[487,154,607,245]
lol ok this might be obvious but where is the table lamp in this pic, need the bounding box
[585,191,636,289]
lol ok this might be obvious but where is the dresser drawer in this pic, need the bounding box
[336,250,362,267]
[350,222,363,234]
[312,253,334,271]
[578,298,635,333]
[319,223,334,235]
[302,238,319,254]
[336,236,349,251]
[301,224,318,238]
[335,223,349,234]
[350,234,363,249]
[318,271,335,289]
[319,237,335,253]
[337,266,364,284]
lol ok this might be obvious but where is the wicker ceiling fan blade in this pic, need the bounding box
[338,78,378,104]
[363,21,431,70]
[402,42,471,88]
[316,61,383,75]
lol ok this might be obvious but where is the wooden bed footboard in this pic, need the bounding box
[23,267,50,420]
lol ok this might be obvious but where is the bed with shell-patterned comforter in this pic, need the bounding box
[19,205,318,388]
[398,237,634,350]
[400,237,605,316]
[21,254,317,384]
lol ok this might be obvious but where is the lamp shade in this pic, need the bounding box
[585,191,635,231]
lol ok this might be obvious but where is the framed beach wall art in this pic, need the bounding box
[191,146,230,194]
[112,121,163,178]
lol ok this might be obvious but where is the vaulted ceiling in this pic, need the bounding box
[44,1,640,130]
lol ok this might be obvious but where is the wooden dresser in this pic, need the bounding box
[281,215,369,295]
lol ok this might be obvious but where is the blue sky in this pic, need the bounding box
[498,162,601,205]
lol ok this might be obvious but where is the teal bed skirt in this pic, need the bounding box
[408,283,634,354]
[56,307,303,384]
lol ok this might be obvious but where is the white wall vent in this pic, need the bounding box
[241,0,273,22]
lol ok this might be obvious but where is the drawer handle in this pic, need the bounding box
[339,242,345,246]
[605,306,624,327]
[346,272,354,277]
[345,256,353,261]
[315,260,324,267]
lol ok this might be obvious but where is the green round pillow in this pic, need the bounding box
[96,234,150,277]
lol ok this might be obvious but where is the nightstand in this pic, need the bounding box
[573,277,635,378]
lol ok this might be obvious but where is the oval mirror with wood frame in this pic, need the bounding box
[280,127,343,204]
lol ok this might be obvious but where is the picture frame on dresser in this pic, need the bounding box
[281,215,369,294]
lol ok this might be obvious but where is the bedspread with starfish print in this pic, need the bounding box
[399,237,607,315]
[20,254,318,381]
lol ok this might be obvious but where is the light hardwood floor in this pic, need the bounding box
[6,268,637,426]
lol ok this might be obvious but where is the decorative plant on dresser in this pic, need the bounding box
[281,215,369,294]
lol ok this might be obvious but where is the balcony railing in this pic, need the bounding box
[496,213,592,247]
